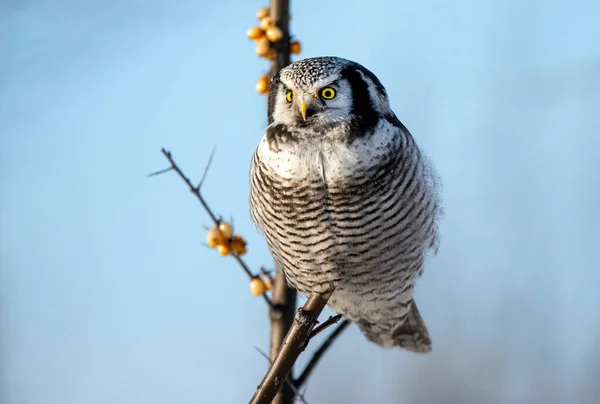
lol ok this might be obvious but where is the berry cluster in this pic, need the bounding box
[206,222,275,296]
[206,222,247,256]
[247,6,301,95]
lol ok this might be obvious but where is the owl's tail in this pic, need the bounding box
[355,302,432,353]
[391,302,432,353]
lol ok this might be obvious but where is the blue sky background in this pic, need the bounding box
[1,0,600,403]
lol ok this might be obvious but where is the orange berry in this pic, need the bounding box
[206,227,224,248]
[247,26,265,41]
[230,235,247,255]
[217,244,231,256]
[256,6,270,20]
[290,41,301,54]
[266,26,283,42]
[255,37,271,57]
[256,74,269,95]
[250,277,267,296]
[218,222,233,240]
[260,17,275,30]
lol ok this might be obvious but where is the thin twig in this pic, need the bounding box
[197,147,216,189]
[161,148,219,224]
[254,347,309,404]
[294,319,350,390]
[307,314,342,340]
[158,148,272,307]
[146,166,173,177]
[260,267,275,289]
[250,292,332,404]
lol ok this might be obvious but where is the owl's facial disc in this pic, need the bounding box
[277,78,353,127]
[267,57,393,141]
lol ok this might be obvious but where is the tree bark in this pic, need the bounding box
[269,266,296,404]
[268,2,295,403]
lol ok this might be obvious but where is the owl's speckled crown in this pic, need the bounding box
[278,56,354,88]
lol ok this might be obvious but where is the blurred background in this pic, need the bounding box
[2,0,599,403]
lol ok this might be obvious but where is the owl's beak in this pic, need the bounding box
[300,101,308,120]
[299,94,316,121]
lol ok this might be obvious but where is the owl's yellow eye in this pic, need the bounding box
[320,87,336,100]
[285,90,293,102]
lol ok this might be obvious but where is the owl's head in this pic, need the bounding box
[267,57,392,131]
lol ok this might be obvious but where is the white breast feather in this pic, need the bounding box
[257,120,396,183]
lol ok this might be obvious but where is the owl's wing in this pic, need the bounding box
[388,112,443,254]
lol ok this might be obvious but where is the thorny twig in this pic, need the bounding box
[307,314,342,341]
[159,148,218,223]
[152,148,273,307]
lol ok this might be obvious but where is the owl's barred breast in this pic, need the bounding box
[250,119,439,318]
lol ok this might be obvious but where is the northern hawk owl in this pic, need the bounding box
[249,57,441,352]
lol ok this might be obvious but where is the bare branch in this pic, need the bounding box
[250,292,332,404]
[254,347,309,404]
[159,148,273,307]
[269,268,297,403]
[294,319,350,390]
